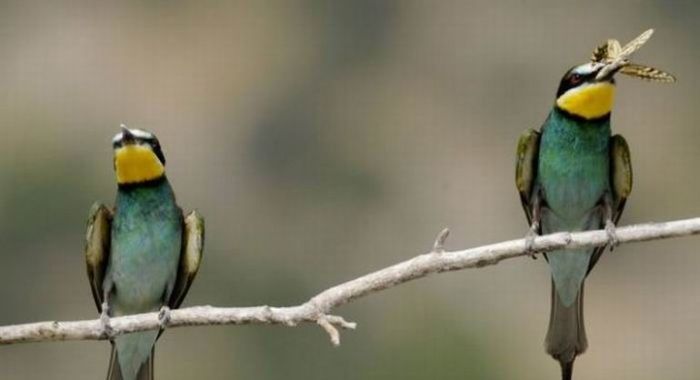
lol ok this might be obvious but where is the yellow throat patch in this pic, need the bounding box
[556,82,615,119]
[114,145,165,184]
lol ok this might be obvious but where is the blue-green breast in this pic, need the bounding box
[538,108,611,306]
[538,108,611,224]
[109,178,182,315]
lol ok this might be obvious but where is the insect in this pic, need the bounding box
[592,29,676,83]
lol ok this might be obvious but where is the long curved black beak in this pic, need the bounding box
[595,60,626,82]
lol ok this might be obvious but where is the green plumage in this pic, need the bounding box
[85,128,205,380]
[516,106,632,379]
[539,109,610,306]
[110,180,182,315]
[109,178,182,380]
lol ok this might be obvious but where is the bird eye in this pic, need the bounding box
[570,73,583,84]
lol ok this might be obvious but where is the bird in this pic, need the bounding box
[515,29,674,380]
[84,126,204,380]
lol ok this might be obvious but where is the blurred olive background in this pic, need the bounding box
[0,1,698,379]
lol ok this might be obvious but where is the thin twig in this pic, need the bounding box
[432,228,451,253]
[1,217,699,346]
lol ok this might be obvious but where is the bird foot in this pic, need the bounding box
[605,220,620,251]
[524,223,539,260]
[158,306,172,329]
[100,302,114,339]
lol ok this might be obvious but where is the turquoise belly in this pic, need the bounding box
[110,217,182,314]
[109,180,182,315]
[536,108,611,306]
[539,154,609,222]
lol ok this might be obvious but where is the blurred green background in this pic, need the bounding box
[0,1,698,379]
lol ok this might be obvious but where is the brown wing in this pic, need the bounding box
[168,210,205,309]
[85,202,112,311]
[515,128,541,224]
[588,134,633,272]
[619,63,676,83]
[609,135,633,223]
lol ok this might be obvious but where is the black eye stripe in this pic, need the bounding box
[556,66,600,98]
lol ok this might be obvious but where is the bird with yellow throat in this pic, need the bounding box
[515,29,674,379]
[85,126,204,380]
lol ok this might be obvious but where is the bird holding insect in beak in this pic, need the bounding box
[515,29,674,380]
[84,126,204,380]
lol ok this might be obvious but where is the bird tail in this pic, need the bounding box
[106,344,154,380]
[545,280,587,380]
[559,360,574,380]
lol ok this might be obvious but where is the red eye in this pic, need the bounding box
[570,73,582,84]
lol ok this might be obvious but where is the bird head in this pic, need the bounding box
[555,29,675,121]
[555,61,618,120]
[112,125,167,185]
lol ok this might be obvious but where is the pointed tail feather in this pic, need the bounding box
[106,345,154,380]
[136,349,154,380]
[106,344,122,380]
[545,280,587,380]
[559,360,574,380]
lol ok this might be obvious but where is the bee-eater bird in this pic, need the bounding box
[515,29,674,380]
[85,126,204,380]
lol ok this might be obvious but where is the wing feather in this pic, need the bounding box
[515,128,541,224]
[85,202,112,311]
[588,135,632,273]
[610,134,633,222]
[168,210,205,309]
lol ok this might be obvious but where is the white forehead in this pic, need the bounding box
[112,127,154,143]
[572,62,604,75]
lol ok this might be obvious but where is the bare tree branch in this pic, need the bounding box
[1,217,699,346]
